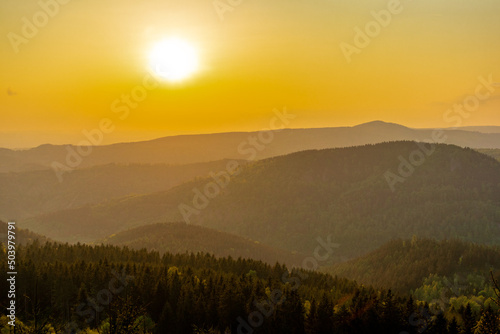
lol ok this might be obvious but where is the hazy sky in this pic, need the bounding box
[1,0,500,148]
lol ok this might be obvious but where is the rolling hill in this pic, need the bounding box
[326,238,500,294]
[0,159,242,220]
[0,221,50,246]
[20,142,500,259]
[453,126,500,134]
[99,222,304,266]
[3,121,500,173]
[478,149,500,162]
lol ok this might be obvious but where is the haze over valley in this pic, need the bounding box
[2,0,500,332]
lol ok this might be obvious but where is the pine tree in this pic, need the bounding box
[448,317,459,334]
[157,301,176,334]
[428,312,447,334]
[462,303,475,334]
[274,289,305,334]
[316,293,334,334]
[333,303,351,334]
[379,289,401,332]
[306,298,318,334]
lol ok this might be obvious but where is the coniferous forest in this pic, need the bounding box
[1,240,500,333]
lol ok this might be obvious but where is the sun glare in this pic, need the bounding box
[149,37,199,82]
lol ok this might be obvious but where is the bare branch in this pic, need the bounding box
[490,270,500,307]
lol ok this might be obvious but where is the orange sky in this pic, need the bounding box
[1,0,499,148]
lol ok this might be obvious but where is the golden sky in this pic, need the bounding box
[1,0,500,148]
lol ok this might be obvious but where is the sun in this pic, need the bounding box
[149,37,199,82]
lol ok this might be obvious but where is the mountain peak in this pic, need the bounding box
[354,120,409,129]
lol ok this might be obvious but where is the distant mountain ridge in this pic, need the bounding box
[3,121,500,173]
[447,126,500,134]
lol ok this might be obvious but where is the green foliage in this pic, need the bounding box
[328,238,500,294]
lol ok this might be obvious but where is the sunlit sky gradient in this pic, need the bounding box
[1,0,500,148]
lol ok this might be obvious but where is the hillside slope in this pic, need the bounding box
[0,221,50,245]
[100,222,304,266]
[478,149,500,162]
[0,160,240,220]
[326,238,500,294]
[21,142,500,258]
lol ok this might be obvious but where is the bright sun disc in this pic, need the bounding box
[149,37,199,82]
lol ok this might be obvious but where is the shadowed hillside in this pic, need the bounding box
[0,160,243,220]
[100,222,305,267]
[20,142,500,260]
[478,148,500,162]
[0,221,50,246]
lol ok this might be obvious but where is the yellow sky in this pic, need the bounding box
[1,0,499,148]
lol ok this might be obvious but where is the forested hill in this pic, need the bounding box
[327,238,500,294]
[2,242,499,333]
[22,142,500,259]
[478,148,500,162]
[100,222,305,267]
[0,242,361,333]
[0,221,50,245]
[0,160,240,221]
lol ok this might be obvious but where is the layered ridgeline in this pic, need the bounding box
[3,121,500,173]
[0,160,241,220]
[21,142,500,258]
[326,238,500,295]
[100,222,305,267]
